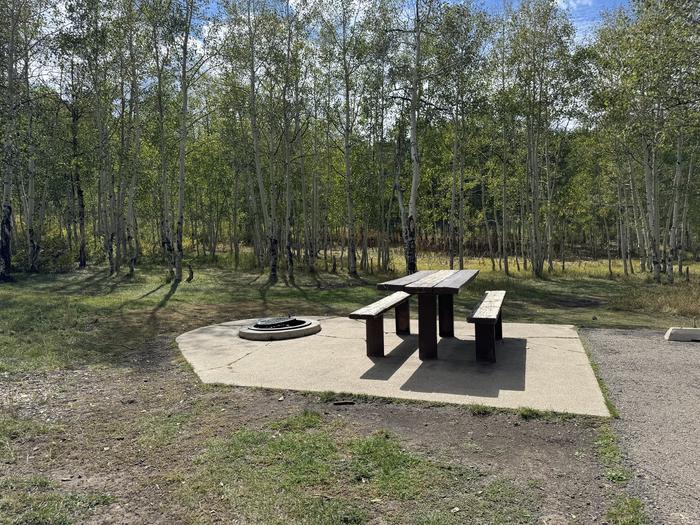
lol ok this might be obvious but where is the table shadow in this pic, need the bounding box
[399,337,527,398]
[360,335,418,381]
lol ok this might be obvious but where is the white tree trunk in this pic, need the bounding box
[643,137,661,283]
[175,0,194,282]
[667,131,683,283]
[406,0,422,274]
[1,2,18,280]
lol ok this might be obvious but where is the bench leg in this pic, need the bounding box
[418,294,438,360]
[395,299,410,335]
[366,316,384,357]
[438,294,454,337]
[495,311,503,341]
[475,323,496,362]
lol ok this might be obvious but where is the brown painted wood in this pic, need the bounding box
[475,322,496,362]
[405,270,456,293]
[432,269,479,293]
[349,291,411,319]
[418,294,437,359]
[395,299,410,334]
[438,294,454,337]
[404,269,479,294]
[366,316,384,357]
[467,290,506,323]
[470,291,504,362]
[375,270,481,360]
[378,269,479,295]
[376,270,433,291]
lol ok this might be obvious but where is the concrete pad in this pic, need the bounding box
[664,327,700,342]
[176,317,610,417]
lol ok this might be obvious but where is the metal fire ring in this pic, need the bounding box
[238,318,321,341]
[253,317,310,330]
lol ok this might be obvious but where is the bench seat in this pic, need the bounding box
[350,291,411,357]
[467,290,506,362]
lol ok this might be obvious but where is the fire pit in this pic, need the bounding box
[238,316,321,341]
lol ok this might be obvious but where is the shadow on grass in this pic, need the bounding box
[3,264,696,376]
[290,279,342,317]
[257,276,276,312]
[47,270,127,297]
[117,283,166,310]
[153,281,179,312]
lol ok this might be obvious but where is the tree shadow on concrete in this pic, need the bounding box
[399,337,527,398]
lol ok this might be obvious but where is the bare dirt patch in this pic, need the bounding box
[2,317,627,524]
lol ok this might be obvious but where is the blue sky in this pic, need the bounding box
[481,0,631,41]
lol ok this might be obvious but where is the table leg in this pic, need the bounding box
[418,294,437,360]
[475,322,496,362]
[395,299,410,335]
[438,294,454,337]
[366,317,384,357]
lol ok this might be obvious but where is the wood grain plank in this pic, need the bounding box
[349,291,411,319]
[467,290,506,322]
[433,269,479,293]
[376,270,433,291]
[405,270,456,293]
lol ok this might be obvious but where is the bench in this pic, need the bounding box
[349,292,411,357]
[467,290,506,362]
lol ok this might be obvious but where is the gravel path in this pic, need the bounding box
[582,328,700,524]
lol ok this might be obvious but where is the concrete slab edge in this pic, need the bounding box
[664,327,700,342]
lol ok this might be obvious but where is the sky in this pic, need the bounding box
[481,0,631,42]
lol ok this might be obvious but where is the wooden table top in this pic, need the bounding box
[377,269,479,294]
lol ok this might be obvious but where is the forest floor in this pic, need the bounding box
[1,259,698,524]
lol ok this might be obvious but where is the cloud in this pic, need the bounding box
[557,0,594,9]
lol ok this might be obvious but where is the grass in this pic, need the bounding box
[1,257,698,374]
[516,407,542,420]
[581,333,644,518]
[607,496,648,525]
[0,420,111,524]
[311,391,583,422]
[1,255,679,522]
[579,332,621,418]
[0,414,60,464]
[0,476,113,525]
[137,411,192,448]
[349,429,441,500]
[594,425,632,484]
[169,409,538,524]
[467,403,498,416]
[270,409,324,431]
[0,263,652,373]
[464,404,578,421]
[463,438,483,454]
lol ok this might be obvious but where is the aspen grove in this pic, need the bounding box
[0,0,698,283]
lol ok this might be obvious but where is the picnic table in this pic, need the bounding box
[377,269,479,360]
